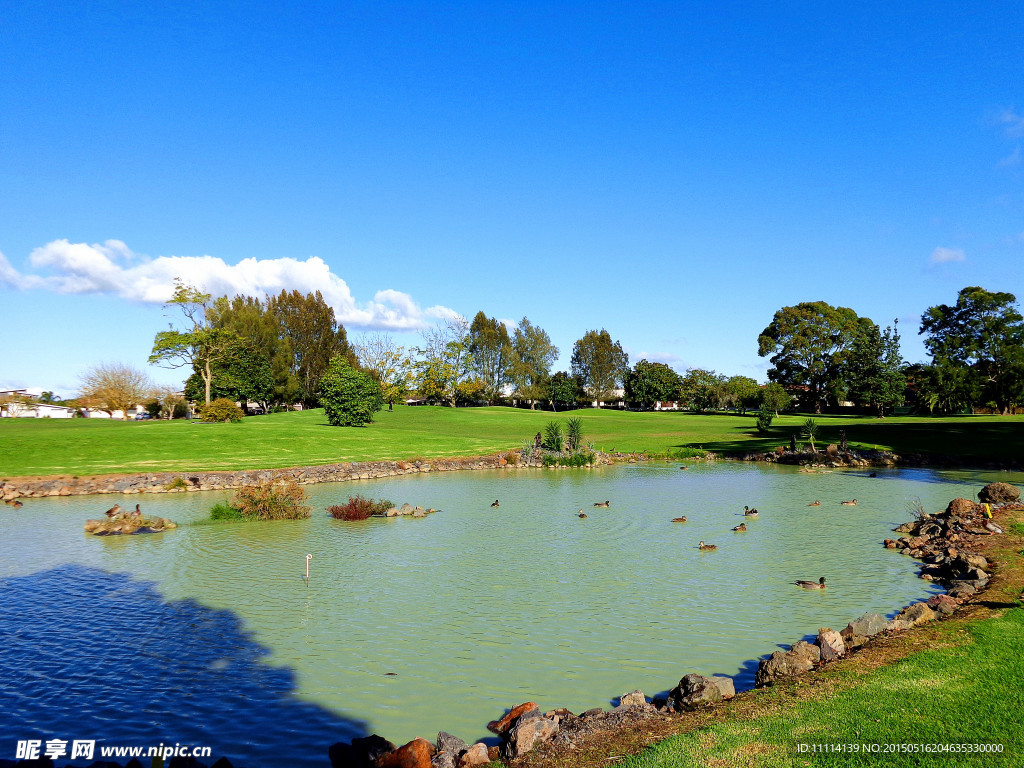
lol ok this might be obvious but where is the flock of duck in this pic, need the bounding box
[486,494,852,592]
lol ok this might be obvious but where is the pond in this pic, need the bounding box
[2,462,1019,767]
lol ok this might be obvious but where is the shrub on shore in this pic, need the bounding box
[328,495,394,520]
[209,479,311,521]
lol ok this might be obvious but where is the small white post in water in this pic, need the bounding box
[305,553,313,581]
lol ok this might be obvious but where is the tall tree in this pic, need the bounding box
[847,320,906,417]
[759,381,792,416]
[413,318,473,407]
[571,329,629,406]
[184,341,275,410]
[624,360,681,409]
[267,289,355,407]
[467,311,513,404]
[149,280,237,404]
[678,368,723,412]
[509,317,558,409]
[79,362,153,419]
[721,375,761,414]
[757,301,865,413]
[920,286,1024,415]
[548,371,585,411]
[353,332,414,405]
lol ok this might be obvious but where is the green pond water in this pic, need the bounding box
[2,461,1020,765]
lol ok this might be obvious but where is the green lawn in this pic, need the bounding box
[1,406,1022,478]
[620,607,1024,768]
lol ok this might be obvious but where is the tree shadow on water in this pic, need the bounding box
[0,564,365,767]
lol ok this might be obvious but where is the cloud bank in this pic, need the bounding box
[0,240,459,330]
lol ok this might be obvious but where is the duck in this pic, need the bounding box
[104,504,122,518]
[732,522,747,532]
[6,499,23,509]
[490,500,500,508]
[671,516,687,523]
[840,499,858,506]
[130,504,142,518]
[794,577,827,589]
[593,500,610,508]
[743,506,759,516]
[578,510,587,518]
[679,466,688,470]
[698,541,718,551]
[868,472,877,478]
[807,500,821,507]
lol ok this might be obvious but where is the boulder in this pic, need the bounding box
[377,738,435,768]
[755,642,820,687]
[618,690,647,709]
[978,482,1020,504]
[505,716,558,758]
[947,583,977,599]
[457,744,490,768]
[945,498,976,517]
[844,612,887,639]
[386,507,400,517]
[329,735,396,768]
[435,733,466,756]
[430,752,456,768]
[895,602,938,627]
[666,673,724,710]
[487,702,539,735]
[711,676,735,699]
[816,628,846,661]
[926,594,959,616]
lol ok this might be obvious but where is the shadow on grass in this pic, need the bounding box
[0,565,365,767]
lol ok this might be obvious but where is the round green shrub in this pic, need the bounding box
[199,398,245,423]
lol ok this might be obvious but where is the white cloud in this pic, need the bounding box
[2,239,458,331]
[929,246,966,264]
[996,108,1024,138]
[997,147,1022,168]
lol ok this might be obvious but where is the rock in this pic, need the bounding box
[430,751,456,768]
[893,521,917,533]
[946,498,976,517]
[896,602,938,627]
[456,743,490,768]
[816,628,846,661]
[412,509,426,518]
[947,583,977,599]
[436,733,467,756]
[755,641,820,687]
[844,612,887,638]
[666,673,724,710]
[926,594,959,615]
[618,690,647,709]
[386,507,400,517]
[885,618,913,632]
[711,676,735,699]
[978,482,1020,504]
[84,519,104,532]
[505,716,558,758]
[330,735,397,768]
[399,503,414,515]
[376,738,435,768]
[487,702,540,735]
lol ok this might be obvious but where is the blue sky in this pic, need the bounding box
[2,2,1022,397]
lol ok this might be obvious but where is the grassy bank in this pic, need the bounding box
[1,405,1023,478]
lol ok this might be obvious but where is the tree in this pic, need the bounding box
[319,356,385,426]
[679,368,722,412]
[152,385,188,419]
[920,286,1024,414]
[509,318,558,409]
[468,311,513,404]
[801,418,819,452]
[79,362,153,419]
[39,391,58,404]
[847,321,906,417]
[184,341,274,410]
[413,318,473,407]
[571,329,629,406]
[760,382,792,416]
[721,376,761,413]
[149,280,238,404]
[548,371,585,411]
[757,301,866,413]
[268,289,355,407]
[624,360,681,409]
[207,294,301,407]
[353,332,414,404]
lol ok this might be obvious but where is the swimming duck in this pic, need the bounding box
[868,472,877,478]
[490,500,500,508]
[732,522,747,532]
[578,511,587,518]
[698,541,718,551]
[743,506,759,516]
[807,500,820,507]
[104,504,122,518]
[679,466,688,470]
[7,499,23,509]
[671,516,687,523]
[840,499,858,506]
[794,577,827,589]
[594,501,610,508]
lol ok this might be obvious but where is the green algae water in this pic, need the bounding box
[2,462,1020,767]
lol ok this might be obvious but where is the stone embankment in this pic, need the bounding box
[741,443,1022,471]
[0,452,629,501]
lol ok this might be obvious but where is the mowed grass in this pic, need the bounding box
[1,406,1023,477]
